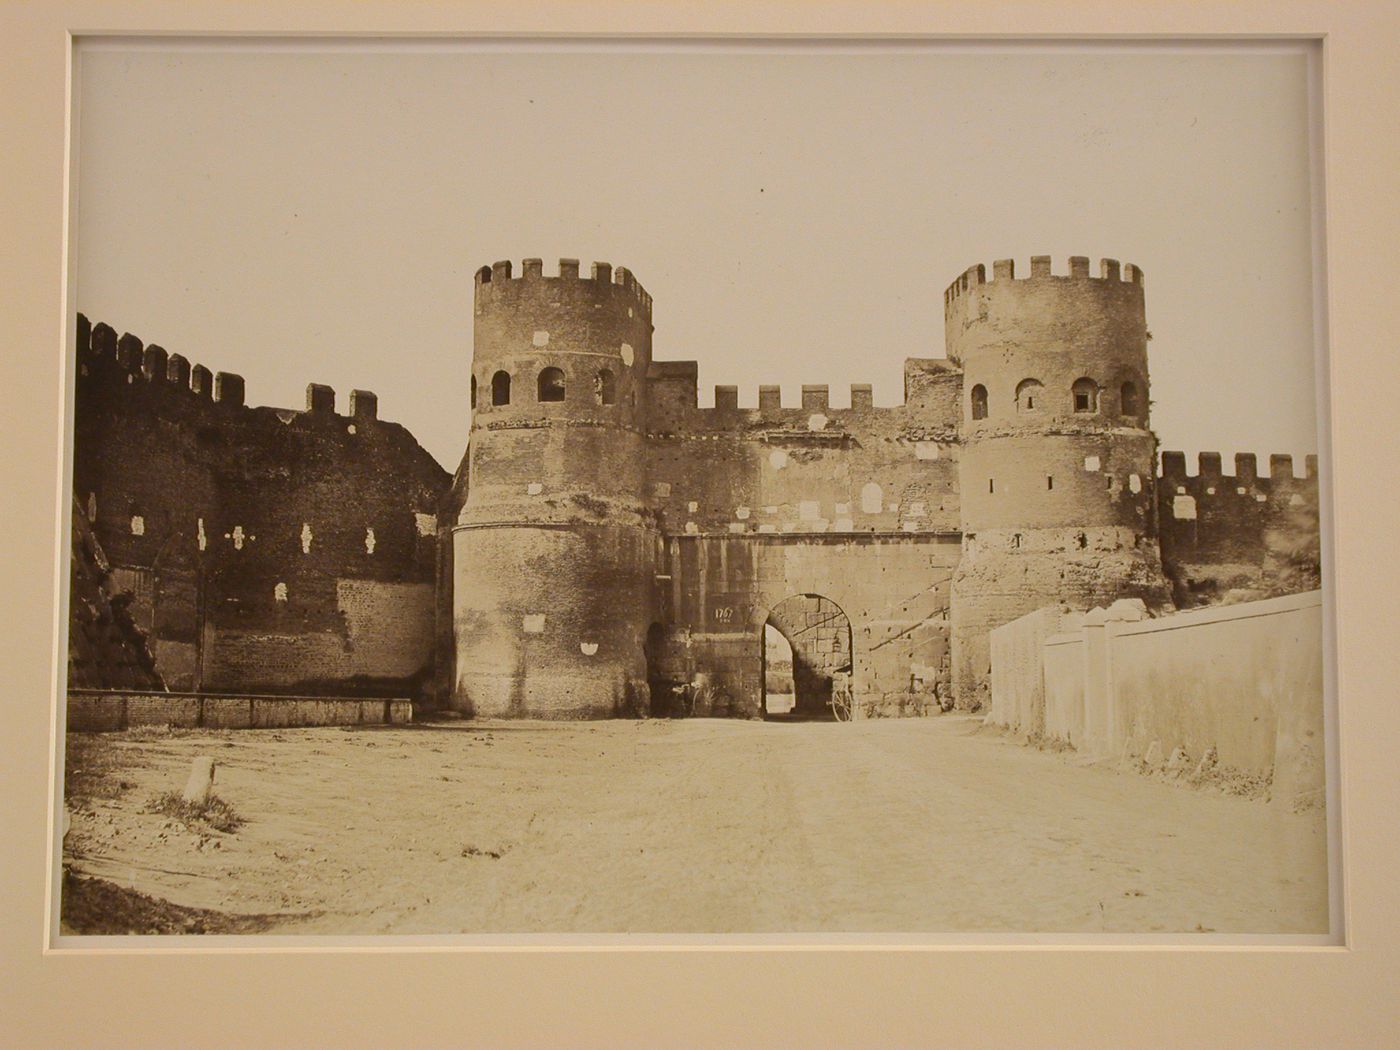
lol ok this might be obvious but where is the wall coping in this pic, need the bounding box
[1112,589,1321,637]
[1028,590,1320,648]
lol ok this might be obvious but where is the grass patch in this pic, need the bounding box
[146,791,244,833]
[125,724,184,740]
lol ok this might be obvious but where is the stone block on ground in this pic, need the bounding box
[181,756,217,805]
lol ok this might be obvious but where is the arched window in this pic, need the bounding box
[596,368,617,406]
[477,265,492,284]
[1120,380,1141,417]
[970,384,988,420]
[1072,378,1099,414]
[537,367,566,402]
[491,370,511,406]
[470,374,477,409]
[1015,378,1043,413]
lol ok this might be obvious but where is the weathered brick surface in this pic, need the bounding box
[71,317,450,700]
[65,690,412,731]
[73,250,1321,721]
[66,694,126,732]
[646,534,960,718]
[944,260,1173,708]
[435,257,1322,718]
[125,695,201,727]
[1156,452,1321,606]
[452,262,659,718]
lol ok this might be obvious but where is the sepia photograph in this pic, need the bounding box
[53,36,1335,943]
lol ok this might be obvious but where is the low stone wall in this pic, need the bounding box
[1041,631,1087,746]
[988,606,1085,737]
[66,690,413,732]
[990,591,1325,807]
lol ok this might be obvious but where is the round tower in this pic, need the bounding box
[945,255,1173,710]
[452,258,660,718]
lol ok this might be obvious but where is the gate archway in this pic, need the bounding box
[761,594,853,721]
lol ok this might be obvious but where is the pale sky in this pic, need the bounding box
[73,40,1322,473]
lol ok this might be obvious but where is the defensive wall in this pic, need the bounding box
[639,354,966,717]
[650,533,962,718]
[944,257,1170,710]
[1157,450,1322,606]
[451,260,660,718]
[73,252,1325,723]
[987,591,1325,809]
[644,357,963,537]
[66,689,412,732]
[71,314,451,701]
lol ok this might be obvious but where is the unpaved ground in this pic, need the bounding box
[61,716,1329,935]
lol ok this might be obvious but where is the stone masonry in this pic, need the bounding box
[71,253,1322,717]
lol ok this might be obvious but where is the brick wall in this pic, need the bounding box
[652,533,961,718]
[1157,452,1321,606]
[71,316,451,699]
[66,690,412,731]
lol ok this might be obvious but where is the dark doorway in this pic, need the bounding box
[644,622,671,717]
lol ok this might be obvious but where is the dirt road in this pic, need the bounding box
[61,715,1329,935]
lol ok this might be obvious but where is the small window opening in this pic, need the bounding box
[538,366,566,402]
[1076,532,1087,549]
[970,384,988,420]
[1012,533,1021,549]
[1046,476,1054,490]
[470,374,477,409]
[1121,381,1141,416]
[1072,378,1099,414]
[988,478,995,494]
[491,370,511,406]
[596,368,617,406]
[477,265,492,284]
[1015,378,1044,414]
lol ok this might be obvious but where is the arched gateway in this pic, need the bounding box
[761,594,854,721]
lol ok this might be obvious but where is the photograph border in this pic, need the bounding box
[3,2,1397,1046]
[48,32,1343,955]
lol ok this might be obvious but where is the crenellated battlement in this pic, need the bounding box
[76,314,379,422]
[943,256,1143,314]
[1158,450,1319,486]
[645,353,961,425]
[648,380,953,419]
[72,242,1327,721]
[472,257,653,317]
[1155,449,1322,609]
[703,384,895,412]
